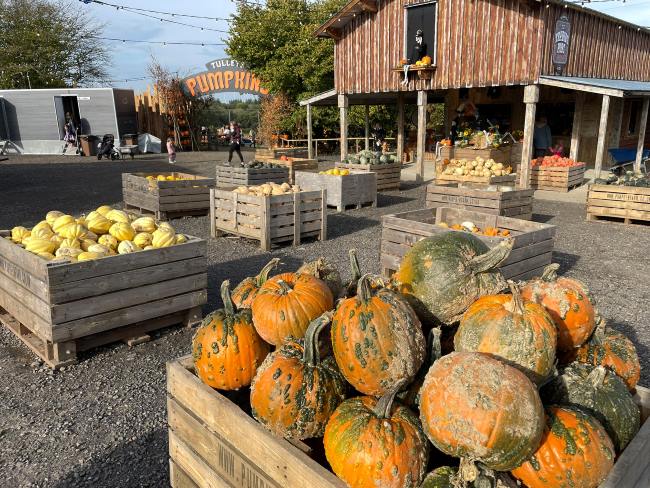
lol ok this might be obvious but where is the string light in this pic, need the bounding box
[91,36,225,46]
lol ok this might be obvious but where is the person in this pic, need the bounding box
[167,137,176,164]
[62,123,76,154]
[402,29,427,85]
[65,112,77,135]
[533,116,553,158]
[228,121,244,164]
[371,122,385,157]
[249,128,256,148]
[550,141,565,157]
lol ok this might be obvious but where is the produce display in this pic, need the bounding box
[531,155,585,168]
[145,174,193,181]
[439,157,513,178]
[595,170,650,187]
[189,238,643,488]
[342,149,399,166]
[438,221,512,237]
[232,182,301,196]
[318,168,351,176]
[8,207,188,262]
[223,160,286,169]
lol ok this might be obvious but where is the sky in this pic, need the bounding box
[72,0,650,100]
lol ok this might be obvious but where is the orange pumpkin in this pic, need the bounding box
[421,55,433,65]
[251,272,334,346]
[520,263,595,351]
[250,312,346,439]
[511,406,615,488]
[279,154,289,161]
[192,281,270,390]
[231,258,280,309]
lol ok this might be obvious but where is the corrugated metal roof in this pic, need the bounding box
[539,76,650,97]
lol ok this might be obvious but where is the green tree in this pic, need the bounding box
[0,0,109,89]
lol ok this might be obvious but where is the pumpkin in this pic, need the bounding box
[332,274,426,396]
[251,272,334,346]
[541,363,640,452]
[520,263,595,351]
[343,249,363,297]
[398,327,442,408]
[192,280,270,390]
[393,233,513,325]
[454,282,557,385]
[511,406,615,488]
[250,312,346,439]
[419,352,544,471]
[297,257,343,299]
[421,55,433,65]
[323,383,429,488]
[421,465,518,488]
[231,258,280,309]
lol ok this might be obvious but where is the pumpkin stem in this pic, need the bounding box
[373,381,405,419]
[427,328,443,366]
[220,280,235,315]
[356,273,376,303]
[592,315,607,344]
[467,238,513,274]
[588,366,607,388]
[348,249,361,283]
[507,281,526,315]
[541,263,560,282]
[257,258,280,286]
[276,279,293,294]
[303,311,333,367]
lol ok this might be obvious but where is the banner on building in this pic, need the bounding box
[182,58,269,97]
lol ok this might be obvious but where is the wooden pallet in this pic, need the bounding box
[295,171,377,212]
[216,165,289,188]
[122,172,215,220]
[0,231,207,368]
[264,158,318,184]
[210,188,327,251]
[587,184,650,224]
[530,165,586,192]
[380,207,556,282]
[335,162,401,191]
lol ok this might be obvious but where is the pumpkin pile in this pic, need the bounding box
[440,157,513,178]
[233,182,300,196]
[532,155,585,168]
[8,206,188,262]
[223,160,285,169]
[191,239,642,488]
[319,168,351,176]
[145,174,192,182]
[438,221,511,237]
[343,149,399,166]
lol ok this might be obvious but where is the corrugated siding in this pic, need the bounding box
[78,90,118,137]
[0,91,60,140]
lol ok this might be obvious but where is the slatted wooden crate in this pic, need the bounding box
[435,172,517,185]
[587,184,650,225]
[295,171,377,212]
[335,162,401,191]
[210,188,327,251]
[380,207,556,282]
[426,183,534,220]
[530,165,586,192]
[123,172,215,220]
[438,145,512,164]
[265,158,319,184]
[255,147,308,160]
[215,165,289,189]
[167,355,650,488]
[0,232,207,368]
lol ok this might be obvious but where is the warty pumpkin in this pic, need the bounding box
[331,273,426,396]
[511,406,614,488]
[250,312,346,439]
[251,272,334,346]
[231,258,280,309]
[192,280,269,390]
[323,382,429,488]
[297,257,343,299]
[419,352,545,471]
[420,464,518,488]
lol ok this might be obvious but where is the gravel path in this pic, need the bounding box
[0,153,648,487]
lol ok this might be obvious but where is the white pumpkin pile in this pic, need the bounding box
[233,182,301,196]
[441,157,513,178]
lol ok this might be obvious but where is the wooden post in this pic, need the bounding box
[594,95,611,180]
[306,103,313,160]
[396,93,405,163]
[338,94,349,161]
[570,92,584,161]
[364,104,370,151]
[520,85,539,188]
[416,90,427,182]
[634,97,649,173]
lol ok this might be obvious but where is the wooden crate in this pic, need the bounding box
[587,184,650,225]
[265,158,319,184]
[215,165,289,189]
[167,355,650,488]
[426,183,534,220]
[123,172,215,220]
[435,172,517,185]
[295,171,377,212]
[380,207,556,282]
[255,147,308,160]
[439,145,512,164]
[335,162,401,191]
[530,165,586,192]
[210,188,327,251]
[0,232,207,368]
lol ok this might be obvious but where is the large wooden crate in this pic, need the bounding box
[210,188,327,251]
[123,172,215,220]
[256,147,308,160]
[380,207,556,282]
[530,165,586,192]
[587,184,650,225]
[435,173,517,185]
[439,145,512,164]
[167,355,650,488]
[0,233,207,368]
[426,182,534,220]
[335,162,401,191]
[264,158,318,184]
[215,165,289,189]
[295,171,377,212]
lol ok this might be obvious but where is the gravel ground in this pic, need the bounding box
[0,152,649,487]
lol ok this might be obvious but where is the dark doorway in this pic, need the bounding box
[405,2,437,63]
[54,96,81,138]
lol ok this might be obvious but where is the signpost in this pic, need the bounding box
[182,58,268,98]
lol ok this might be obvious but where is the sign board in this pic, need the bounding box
[552,14,571,74]
[78,97,91,101]
[182,58,269,98]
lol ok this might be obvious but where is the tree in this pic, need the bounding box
[0,0,109,89]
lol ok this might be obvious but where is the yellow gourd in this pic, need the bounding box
[87,215,112,235]
[37,252,55,261]
[46,211,64,226]
[106,209,130,224]
[175,234,187,244]
[96,205,113,217]
[11,226,31,243]
[52,215,75,233]
[152,228,176,248]
[81,238,97,251]
[56,247,84,259]
[109,222,136,242]
[58,223,88,240]
[59,238,81,249]
[117,240,140,254]
[98,234,118,250]
[132,217,157,233]
[133,232,153,248]
[77,252,104,262]
[25,238,56,255]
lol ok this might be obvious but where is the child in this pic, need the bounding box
[167,137,176,164]
[550,141,565,157]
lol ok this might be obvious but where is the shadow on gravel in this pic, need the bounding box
[326,214,379,239]
[551,251,581,273]
[377,193,417,208]
[532,213,556,224]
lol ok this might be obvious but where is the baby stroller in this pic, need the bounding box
[97,134,121,160]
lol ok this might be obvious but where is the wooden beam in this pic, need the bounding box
[358,0,378,13]
[396,93,405,163]
[364,105,370,151]
[520,85,539,189]
[416,90,427,183]
[634,97,649,173]
[570,92,584,161]
[594,95,611,179]
[325,27,342,41]
[306,103,313,160]
[338,94,349,161]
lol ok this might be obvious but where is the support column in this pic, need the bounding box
[520,85,539,189]
[396,93,405,163]
[364,105,370,150]
[416,90,427,182]
[634,97,649,173]
[570,92,584,161]
[594,95,611,179]
[338,94,349,161]
[306,103,313,160]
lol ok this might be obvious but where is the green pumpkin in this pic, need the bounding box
[541,363,640,452]
[420,465,518,488]
[393,232,513,325]
[359,156,369,165]
[379,154,390,164]
[297,258,343,299]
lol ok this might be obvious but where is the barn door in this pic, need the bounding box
[54,96,66,139]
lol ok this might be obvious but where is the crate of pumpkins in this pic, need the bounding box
[437,157,517,185]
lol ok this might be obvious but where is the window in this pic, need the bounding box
[404,2,437,64]
[628,101,641,136]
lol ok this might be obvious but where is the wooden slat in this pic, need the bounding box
[170,459,201,488]
[0,234,49,282]
[169,431,232,488]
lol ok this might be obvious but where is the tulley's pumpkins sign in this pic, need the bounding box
[182,58,269,98]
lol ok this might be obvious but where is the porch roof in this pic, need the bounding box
[299,89,423,107]
[539,76,650,98]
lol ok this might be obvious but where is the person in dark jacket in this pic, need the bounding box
[228,122,244,163]
[371,123,386,157]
